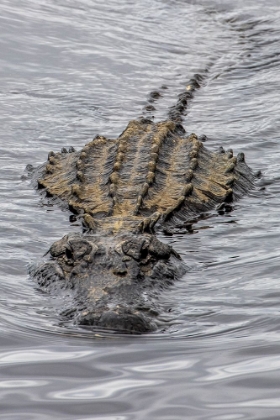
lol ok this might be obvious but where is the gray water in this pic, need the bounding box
[1,0,280,418]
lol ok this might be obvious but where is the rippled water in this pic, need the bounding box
[1,0,280,418]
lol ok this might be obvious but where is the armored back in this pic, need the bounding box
[37,119,254,234]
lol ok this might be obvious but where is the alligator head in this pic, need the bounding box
[32,232,185,333]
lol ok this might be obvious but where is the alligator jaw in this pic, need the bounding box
[31,232,186,333]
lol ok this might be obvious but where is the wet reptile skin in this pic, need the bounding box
[31,78,254,333]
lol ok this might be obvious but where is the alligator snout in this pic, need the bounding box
[76,307,155,333]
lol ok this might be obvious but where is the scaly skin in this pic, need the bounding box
[32,232,185,333]
[31,116,254,333]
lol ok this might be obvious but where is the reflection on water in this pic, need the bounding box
[2,338,280,419]
[1,0,280,418]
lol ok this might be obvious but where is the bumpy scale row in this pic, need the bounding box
[138,132,202,231]
[70,136,107,230]
[134,122,176,217]
[162,134,202,221]
[108,133,128,206]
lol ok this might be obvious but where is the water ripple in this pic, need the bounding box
[1,0,280,418]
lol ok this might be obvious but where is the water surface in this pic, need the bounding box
[1,0,280,418]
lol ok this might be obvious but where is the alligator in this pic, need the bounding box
[31,75,255,333]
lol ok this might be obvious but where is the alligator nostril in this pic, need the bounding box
[113,264,128,276]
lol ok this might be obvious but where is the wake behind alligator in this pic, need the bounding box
[31,75,255,333]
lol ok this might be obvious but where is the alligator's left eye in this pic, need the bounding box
[65,247,73,260]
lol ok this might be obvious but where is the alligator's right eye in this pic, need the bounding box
[140,247,148,259]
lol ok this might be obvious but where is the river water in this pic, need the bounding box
[1,0,280,418]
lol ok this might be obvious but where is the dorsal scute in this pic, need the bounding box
[109,119,179,219]
[37,119,254,234]
[38,134,117,219]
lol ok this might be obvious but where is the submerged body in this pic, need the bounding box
[32,118,254,333]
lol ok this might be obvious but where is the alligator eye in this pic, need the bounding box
[65,247,73,260]
[140,247,148,259]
